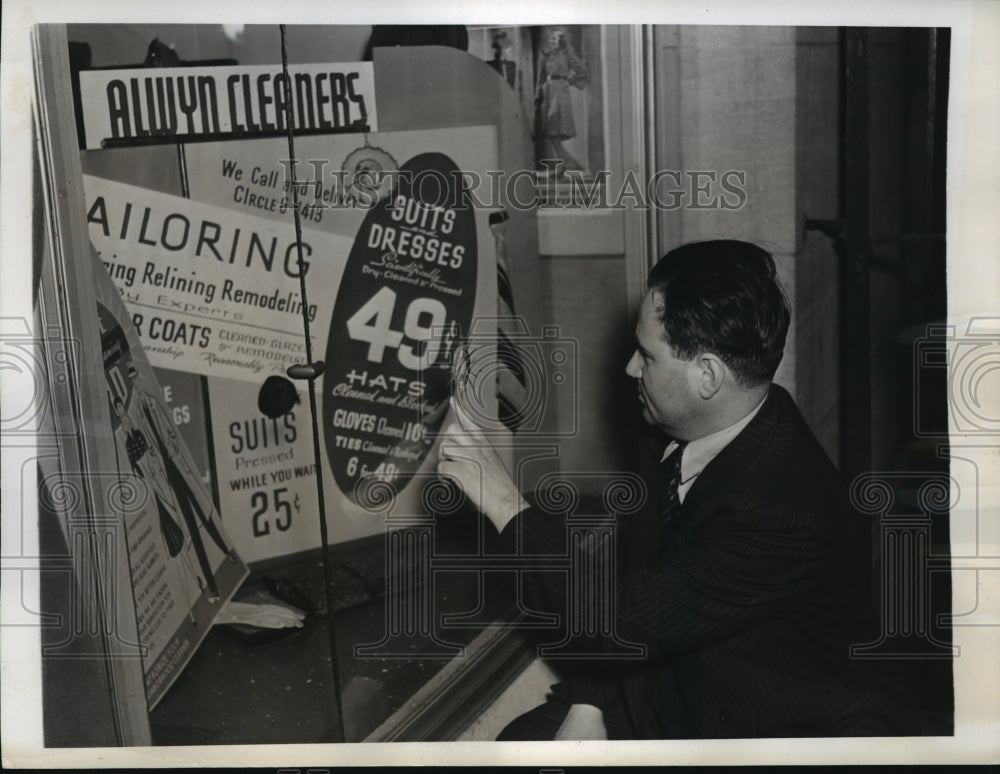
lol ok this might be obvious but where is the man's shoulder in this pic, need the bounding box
[746,385,832,458]
[699,384,846,508]
[761,385,839,472]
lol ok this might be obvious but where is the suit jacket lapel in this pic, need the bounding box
[668,384,786,529]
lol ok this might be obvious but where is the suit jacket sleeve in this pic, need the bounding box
[511,497,836,662]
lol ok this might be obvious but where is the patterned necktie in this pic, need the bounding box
[658,441,687,534]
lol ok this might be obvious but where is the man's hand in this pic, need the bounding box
[554,704,608,740]
[437,398,529,533]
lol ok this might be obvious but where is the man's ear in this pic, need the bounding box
[696,353,727,399]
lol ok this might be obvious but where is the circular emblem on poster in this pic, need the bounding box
[342,142,398,204]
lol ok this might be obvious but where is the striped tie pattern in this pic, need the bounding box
[489,211,529,433]
[658,441,687,535]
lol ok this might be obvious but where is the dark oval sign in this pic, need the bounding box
[324,152,478,502]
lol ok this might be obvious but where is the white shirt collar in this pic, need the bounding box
[661,394,768,501]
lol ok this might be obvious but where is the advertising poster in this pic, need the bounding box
[94,247,248,707]
[84,126,499,563]
[205,377,316,561]
[85,174,348,382]
[78,62,377,149]
[151,368,215,490]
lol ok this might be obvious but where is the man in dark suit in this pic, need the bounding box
[439,239,901,739]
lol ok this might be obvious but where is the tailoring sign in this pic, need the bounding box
[84,175,348,382]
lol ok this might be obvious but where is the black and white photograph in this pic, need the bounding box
[1,0,998,768]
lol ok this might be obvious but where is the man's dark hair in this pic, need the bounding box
[647,239,790,387]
